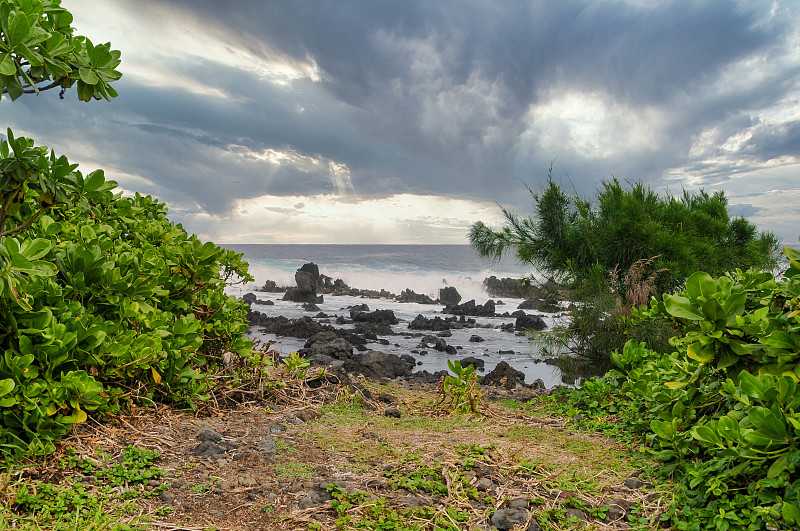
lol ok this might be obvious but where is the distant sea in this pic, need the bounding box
[226,244,533,301]
[226,244,575,387]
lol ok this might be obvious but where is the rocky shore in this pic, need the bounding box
[245,262,572,397]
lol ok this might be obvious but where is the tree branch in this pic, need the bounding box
[1,207,44,237]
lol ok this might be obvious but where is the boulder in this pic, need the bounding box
[491,508,532,531]
[517,297,560,313]
[283,262,323,304]
[397,289,436,304]
[443,299,496,317]
[343,351,415,379]
[350,308,398,325]
[419,335,447,351]
[483,276,525,298]
[515,313,547,331]
[409,314,459,331]
[259,280,283,292]
[438,286,462,306]
[459,356,485,371]
[482,361,526,389]
[298,331,353,361]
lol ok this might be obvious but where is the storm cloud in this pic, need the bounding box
[2,0,798,243]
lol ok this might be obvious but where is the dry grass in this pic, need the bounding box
[2,375,668,530]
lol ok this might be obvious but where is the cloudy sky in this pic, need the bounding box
[3,0,799,245]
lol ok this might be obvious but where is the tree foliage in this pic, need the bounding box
[0,0,120,101]
[0,0,256,462]
[470,173,781,297]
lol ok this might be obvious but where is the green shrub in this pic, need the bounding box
[0,147,254,460]
[558,240,800,529]
[0,0,256,463]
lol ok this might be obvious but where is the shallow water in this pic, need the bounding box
[243,292,573,389]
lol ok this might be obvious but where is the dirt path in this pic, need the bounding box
[8,380,666,530]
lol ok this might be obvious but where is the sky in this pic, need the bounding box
[2,0,800,245]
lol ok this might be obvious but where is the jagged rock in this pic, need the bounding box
[298,331,353,361]
[256,435,277,455]
[191,440,225,459]
[283,262,324,304]
[397,289,436,304]
[407,369,450,384]
[438,286,462,306]
[482,361,526,389]
[350,308,398,325]
[459,356,485,371]
[259,280,283,292]
[517,297,560,313]
[515,313,547,331]
[409,314,458,331]
[484,276,525,298]
[443,299,496,317]
[469,334,485,342]
[419,335,448,352]
[343,351,414,379]
[196,426,223,443]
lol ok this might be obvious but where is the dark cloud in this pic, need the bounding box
[3,0,799,241]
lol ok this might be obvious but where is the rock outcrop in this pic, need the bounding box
[282,263,324,304]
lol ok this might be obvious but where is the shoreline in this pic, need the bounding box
[242,263,592,391]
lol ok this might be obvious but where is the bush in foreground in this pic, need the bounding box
[0,0,255,462]
[550,240,800,529]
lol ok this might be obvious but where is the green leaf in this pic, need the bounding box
[19,238,50,261]
[5,73,23,100]
[739,371,766,401]
[650,419,674,440]
[702,298,726,323]
[0,53,16,76]
[687,341,715,363]
[691,425,722,447]
[767,454,788,479]
[76,79,93,101]
[664,294,704,320]
[665,381,688,390]
[723,292,746,322]
[78,66,98,85]
[84,169,105,192]
[6,10,33,47]
[763,330,796,350]
[685,272,716,300]
[783,502,800,524]
[742,429,774,446]
[0,377,14,397]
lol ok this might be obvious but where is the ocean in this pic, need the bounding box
[226,244,533,302]
[227,244,573,388]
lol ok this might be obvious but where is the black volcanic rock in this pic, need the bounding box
[483,276,524,298]
[350,308,398,325]
[438,286,462,306]
[443,299,496,317]
[343,351,415,379]
[283,262,324,304]
[397,289,436,304]
[515,313,547,331]
[482,361,526,389]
